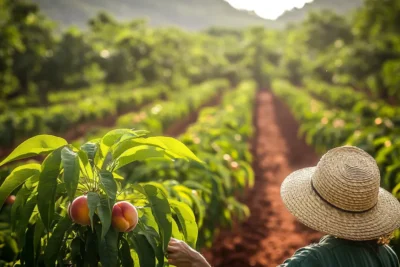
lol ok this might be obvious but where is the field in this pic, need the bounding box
[1,0,400,266]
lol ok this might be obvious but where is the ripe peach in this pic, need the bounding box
[68,195,90,226]
[112,201,139,232]
[6,195,15,205]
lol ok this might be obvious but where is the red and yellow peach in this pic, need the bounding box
[68,195,90,226]
[112,201,139,232]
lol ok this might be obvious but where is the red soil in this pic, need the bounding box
[203,90,323,267]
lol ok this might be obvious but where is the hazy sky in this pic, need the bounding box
[224,0,314,20]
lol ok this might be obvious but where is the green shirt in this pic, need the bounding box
[279,235,399,267]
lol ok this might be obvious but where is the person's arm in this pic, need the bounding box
[167,238,211,267]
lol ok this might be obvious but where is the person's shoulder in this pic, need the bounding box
[278,243,325,267]
[278,236,341,267]
[381,244,400,266]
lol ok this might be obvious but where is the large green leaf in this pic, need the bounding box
[135,184,172,252]
[120,237,134,267]
[80,142,98,164]
[98,227,118,267]
[113,145,170,171]
[171,217,184,241]
[21,224,35,266]
[112,137,203,163]
[152,137,203,163]
[0,135,67,167]
[98,196,113,239]
[101,129,139,147]
[44,216,73,266]
[11,177,38,228]
[84,229,98,266]
[173,185,205,228]
[37,148,63,230]
[87,192,100,230]
[99,171,117,200]
[0,163,40,207]
[78,150,94,179]
[100,129,144,161]
[136,221,164,267]
[33,219,45,255]
[129,233,156,267]
[71,237,83,265]
[169,200,198,248]
[16,196,37,244]
[61,147,80,202]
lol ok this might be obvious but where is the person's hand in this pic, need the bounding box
[167,238,211,267]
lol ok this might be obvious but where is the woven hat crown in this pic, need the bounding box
[312,146,381,212]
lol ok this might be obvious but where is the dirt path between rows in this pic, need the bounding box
[204,90,322,267]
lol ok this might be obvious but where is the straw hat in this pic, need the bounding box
[281,145,400,241]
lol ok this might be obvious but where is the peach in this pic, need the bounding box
[112,201,139,232]
[68,195,90,226]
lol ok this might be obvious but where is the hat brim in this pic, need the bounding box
[281,167,400,241]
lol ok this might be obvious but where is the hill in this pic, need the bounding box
[277,0,363,23]
[32,0,363,30]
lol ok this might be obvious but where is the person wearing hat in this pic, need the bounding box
[167,146,400,267]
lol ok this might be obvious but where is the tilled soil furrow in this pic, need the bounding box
[205,90,322,267]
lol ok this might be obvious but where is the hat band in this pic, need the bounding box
[311,181,377,214]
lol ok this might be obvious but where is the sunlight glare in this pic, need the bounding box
[224,0,314,20]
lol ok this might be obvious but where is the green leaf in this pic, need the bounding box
[145,137,203,163]
[98,227,118,267]
[33,219,45,255]
[17,196,37,245]
[78,150,94,179]
[171,216,184,241]
[87,192,100,230]
[37,148,63,230]
[99,171,117,200]
[135,184,172,252]
[129,233,156,267]
[11,177,38,228]
[169,199,198,248]
[61,147,80,202]
[80,142,98,163]
[84,229,98,267]
[112,137,203,163]
[44,216,72,266]
[113,145,170,170]
[98,196,113,239]
[136,221,164,267]
[120,237,134,267]
[102,129,139,147]
[71,237,83,264]
[0,135,67,167]
[21,224,35,266]
[0,163,40,207]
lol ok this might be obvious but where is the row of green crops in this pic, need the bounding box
[0,80,255,266]
[271,78,400,253]
[0,84,166,148]
[121,80,256,248]
[272,79,359,153]
[1,84,108,111]
[302,79,400,119]
[74,79,230,145]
